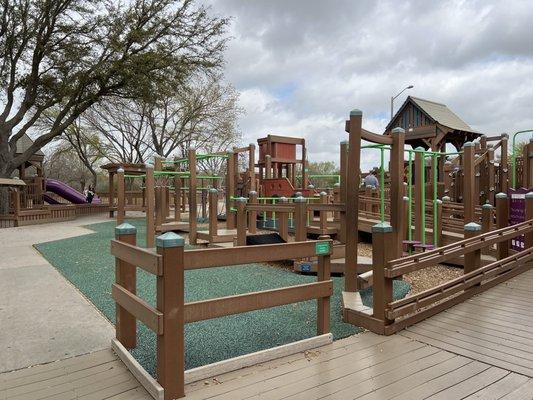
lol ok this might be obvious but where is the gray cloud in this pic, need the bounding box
[204,0,533,169]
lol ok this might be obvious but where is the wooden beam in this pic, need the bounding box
[112,284,162,334]
[111,240,162,275]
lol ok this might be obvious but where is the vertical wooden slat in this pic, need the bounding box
[236,197,247,247]
[249,143,256,193]
[319,191,328,234]
[208,189,218,238]
[339,141,348,244]
[390,127,405,257]
[278,197,289,241]
[496,192,509,259]
[414,148,424,242]
[464,222,482,274]
[248,191,258,234]
[117,168,125,225]
[345,110,362,292]
[189,149,198,244]
[463,142,475,223]
[372,222,394,325]
[294,196,307,242]
[146,165,155,248]
[500,134,509,193]
[317,251,331,335]
[174,175,181,222]
[115,223,137,349]
[156,232,185,400]
[226,151,236,229]
[108,172,115,218]
[487,146,495,205]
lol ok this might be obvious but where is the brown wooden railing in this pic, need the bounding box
[111,224,332,399]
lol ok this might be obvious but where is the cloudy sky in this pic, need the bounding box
[204,0,533,169]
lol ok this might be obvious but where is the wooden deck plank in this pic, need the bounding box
[425,367,510,400]
[500,378,533,399]
[240,343,437,400]
[186,336,420,399]
[392,361,490,400]
[464,372,530,399]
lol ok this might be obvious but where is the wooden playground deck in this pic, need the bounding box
[4,268,533,400]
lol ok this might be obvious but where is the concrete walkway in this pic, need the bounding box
[0,215,115,373]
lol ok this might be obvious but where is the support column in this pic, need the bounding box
[372,222,394,325]
[464,222,482,274]
[496,192,509,259]
[463,142,475,224]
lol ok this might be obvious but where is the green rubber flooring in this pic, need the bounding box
[35,219,410,377]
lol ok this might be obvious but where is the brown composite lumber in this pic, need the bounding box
[112,284,162,334]
[184,281,332,323]
[110,240,161,275]
[183,240,332,270]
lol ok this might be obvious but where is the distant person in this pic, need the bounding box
[364,173,379,189]
[86,185,95,203]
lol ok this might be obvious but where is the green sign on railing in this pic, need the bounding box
[315,241,330,255]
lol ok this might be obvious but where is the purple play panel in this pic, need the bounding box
[509,188,529,251]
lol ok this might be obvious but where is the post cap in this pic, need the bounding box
[115,223,137,236]
[308,184,315,189]
[235,197,247,203]
[402,196,410,201]
[463,141,474,147]
[501,133,509,138]
[280,196,288,202]
[525,192,533,199]
[350,109,362,117]
[295,191,303,197]
[294,196,306,203]
[145,163,154,169]
[442,196,451,202]
[117,167,124,173]
[334,182,340,187]
[391,127,405,134]
[249,190,257,196]
[320,191,327,196]
[265,154,271,159]
[249,143,255,147]
[414,146,425,151]
[156,232,185,248]
[340,140,349,145]
[209,188,218,193]
[464,222,482,232]
[436,199,442,204]
[372,222,393,233]
[482,203,493,209]
[496,192,507,199]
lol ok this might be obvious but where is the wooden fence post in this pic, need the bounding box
[339,141,348,244]
[345,110,362,292]
[390,127,405,258]
[435,198,443,247]
[414,147,424,242]
[208,189,218,238]
[156,232,185,400]
[487,146,495,205]
[294,196,307,242]
[372,222,394,325]
[236,197,247,246]
[248,191,258,234]
[317,241,331,335]
[500,134,509,193]
[463,142,475,223]
[248,143,256,193]
[189,148,198,244]
[278,197,289,242]
[117,168,125,225]
[319,191,328,235]
[146,165,155,248]
[464,222,482,274]
[481,203,493,234]
[201,188,208,220]
[525,192,533,249]
[226,150,236,229]
[115,223,137,349]
[174,175,181,222]
[496,192,509,259]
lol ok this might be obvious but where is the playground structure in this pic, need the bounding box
[107,107,533,399]
[0,134,108,228]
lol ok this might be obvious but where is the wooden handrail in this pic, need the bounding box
[111,240,162,275]
[183,240,332,270]
[386,219,533,277]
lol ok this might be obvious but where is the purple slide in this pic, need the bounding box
[45,178,101,204]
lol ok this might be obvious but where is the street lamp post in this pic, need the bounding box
[390,85,414,120]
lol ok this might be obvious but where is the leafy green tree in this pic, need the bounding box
[0,0,228,179]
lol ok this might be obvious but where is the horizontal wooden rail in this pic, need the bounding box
[111,240,162,275]
[307,203,345,212]
[387,247,533,319]
[386,219,533,277]
[112,284,163,334]
[184,240,333,270]
[184,281,333,323]
[246,204,295,213]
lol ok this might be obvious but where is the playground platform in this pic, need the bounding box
[2,219,533,399]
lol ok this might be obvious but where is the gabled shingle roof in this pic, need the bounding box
[15,133,44,156]
[409,96,476,133]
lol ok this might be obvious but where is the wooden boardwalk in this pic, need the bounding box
[4,270,533,399]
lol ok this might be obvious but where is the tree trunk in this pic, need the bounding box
[0,132,16,214]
